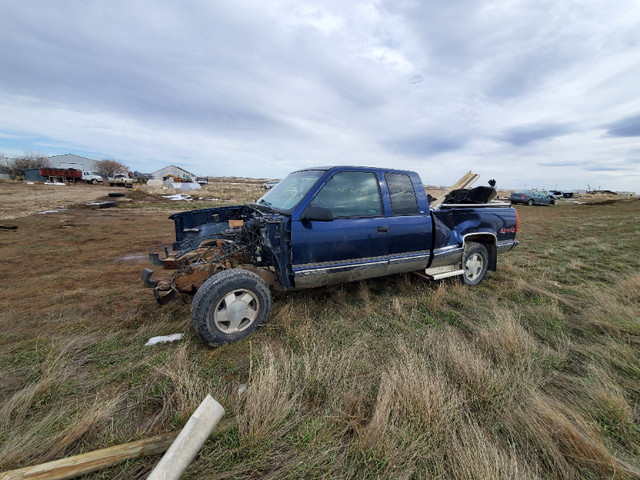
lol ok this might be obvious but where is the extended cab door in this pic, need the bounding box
[382,172,432,274]
[291,170,389,288]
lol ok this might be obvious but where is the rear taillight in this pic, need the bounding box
[515,210,519,233]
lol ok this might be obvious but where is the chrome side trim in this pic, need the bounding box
[294,259,387,277]
[293,259,388,289]
[294,254,388,271]
[388,251,430,265]
[388,251,431,275]
[430,246,463,269]
[497,240,519,253]
[463,232,497,245]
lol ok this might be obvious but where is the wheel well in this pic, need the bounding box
[464,235,497,271]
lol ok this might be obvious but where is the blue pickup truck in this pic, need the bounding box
[143,166,518,345]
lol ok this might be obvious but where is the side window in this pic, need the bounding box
[309,171,382,218]
[385,173,419,215]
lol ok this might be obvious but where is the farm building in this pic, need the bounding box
[49,154,99,172]
[151,165,196,181]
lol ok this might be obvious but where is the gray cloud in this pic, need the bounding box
[500,123,575,146]
[605,113,640,137]
[383,135,465,157]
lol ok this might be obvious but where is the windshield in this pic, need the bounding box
[255,170,325,211]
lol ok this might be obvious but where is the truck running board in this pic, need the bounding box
[424,265,464,280]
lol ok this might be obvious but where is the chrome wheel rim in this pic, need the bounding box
[213,289,259,334]
[464,253,484,281]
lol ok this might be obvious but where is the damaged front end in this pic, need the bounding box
[143,205,288,304]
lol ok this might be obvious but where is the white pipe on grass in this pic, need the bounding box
[147,395,225,480]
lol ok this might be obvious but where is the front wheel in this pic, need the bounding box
[527,199,534,206]
[461,243,488,286]
[191,269,272,345]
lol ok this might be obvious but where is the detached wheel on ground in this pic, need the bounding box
[191,269,272,345]
[461,242,489,286]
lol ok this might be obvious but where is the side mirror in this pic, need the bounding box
[301,205,334,222]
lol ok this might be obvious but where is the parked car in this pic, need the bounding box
[548,190,574,199]
[262,180,279,189]
[143,166,519,345]
[510,190,555,206]
[197,177,209,185]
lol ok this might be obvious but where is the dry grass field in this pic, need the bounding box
[0,179,638,479]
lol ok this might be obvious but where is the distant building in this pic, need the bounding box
[151,165,196,181]
[49,154,99,172]
[0,165,11,180]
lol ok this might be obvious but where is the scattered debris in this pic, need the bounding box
[86,201,117,209]
[165,181,202,192]
[162,194,192,201]
[147,395,224,480]
[0,433,178,480]
[37,208,67,214]
[44,182,66,186]
[431,171,480,207]
[145,333,184,346]
[147,179,164,187]
[0,224,18,230]
[114,254,148,263]
[237,384,248,395]
[108,192,126,198]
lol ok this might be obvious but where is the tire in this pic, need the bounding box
[549,199,555,205]
[191,269,272,345]
[461,242,488,286]
[109,183,114,187]
[91,179,97,184]
[527,199,534,206]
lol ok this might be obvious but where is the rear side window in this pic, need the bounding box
[310,171,382,218]
[385,173,419,215]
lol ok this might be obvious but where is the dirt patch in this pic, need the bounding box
[0,181,124,220]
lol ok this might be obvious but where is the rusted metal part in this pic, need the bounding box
[243,266,281,290]
[149,252,179,269]
[154,288,178,304]
[142,269,157,288]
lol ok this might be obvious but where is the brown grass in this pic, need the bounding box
[1,184,639,478]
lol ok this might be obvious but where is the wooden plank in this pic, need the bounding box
[430,171,480,207]
[0,417,237,480]
[0,433,177,480]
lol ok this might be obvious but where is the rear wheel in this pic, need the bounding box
[191,269,272,345]
[461,243,488,286]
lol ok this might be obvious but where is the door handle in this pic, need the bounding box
[377,226,389,233]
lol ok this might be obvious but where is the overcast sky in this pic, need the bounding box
[1,0,639,191]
